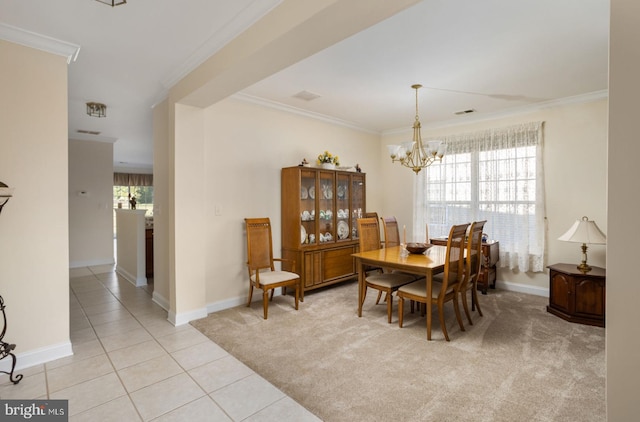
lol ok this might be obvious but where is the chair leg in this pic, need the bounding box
[453,295,465,332]
[398,297,405,327]
[461,289,473,326]
[294,284,299,310]
[247,284,254,307]
[269,289,275,302]
[472,283,483,317]
[438,304,450,341]
[375,290,383,304]
[386,291,393,323]
[263,290,269,319]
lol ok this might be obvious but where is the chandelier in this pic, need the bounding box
[95,0,126,6]
[86,102,106,118]
[387,84,445,174]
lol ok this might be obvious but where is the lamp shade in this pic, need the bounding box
[558,216,606,244]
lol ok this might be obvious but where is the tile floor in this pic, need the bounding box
[0,265,320,421]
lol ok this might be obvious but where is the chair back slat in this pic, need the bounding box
[357,218,382,253]
[245,218,274,271]
[440,223,469,294]
[465,220,486,287]
[381,216,401,247]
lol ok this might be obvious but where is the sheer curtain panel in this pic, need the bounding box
[414,122,545,272]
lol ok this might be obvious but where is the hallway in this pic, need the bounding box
[0,265,319,421]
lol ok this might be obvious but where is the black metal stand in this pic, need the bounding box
[0,295,22,384]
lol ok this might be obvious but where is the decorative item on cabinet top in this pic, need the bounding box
[317,150,340,168]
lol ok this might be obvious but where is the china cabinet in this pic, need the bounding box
[281,166,366,297]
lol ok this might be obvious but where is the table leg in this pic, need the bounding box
[426,270,432,340]
[357,259,364,317]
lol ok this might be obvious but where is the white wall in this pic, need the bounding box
[201,97,382,308]
[170,103,207,324]
[607,0,640,418]
[0,40,71,366]
[68,139,115,267]
[115,209,147,286]
[152,100,170,309]
[160,0,419,323]
[381,97,608,295]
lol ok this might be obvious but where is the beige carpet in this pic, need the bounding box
[191,280,605,422]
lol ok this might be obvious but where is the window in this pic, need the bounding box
[414,122,545,272]
[113,173,154,236]
[113,185,154,213]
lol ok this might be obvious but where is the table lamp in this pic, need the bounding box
[558,216,606,273]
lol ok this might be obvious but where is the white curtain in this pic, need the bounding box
[414,122,546,272]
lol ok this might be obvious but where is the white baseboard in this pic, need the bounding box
[69,258,115,269]
[116,265,147,287]
[168,307,208,326]
[152,291,169,311]
[0,341,73,373]
[206,296,247,314]
[497,280,549,297]
[205,290,285,315]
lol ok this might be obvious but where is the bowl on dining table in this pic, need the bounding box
[405,242,431,254]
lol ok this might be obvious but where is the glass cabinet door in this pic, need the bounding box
[336,173,351,241]
[300,170,316,245]
[350,174,365,239]
[318,171,335,243]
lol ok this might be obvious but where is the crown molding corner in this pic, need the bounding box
[0,22,80,64]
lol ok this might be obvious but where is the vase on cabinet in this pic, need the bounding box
[321,163,336,170]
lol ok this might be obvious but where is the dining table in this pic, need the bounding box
[352,244,450,340]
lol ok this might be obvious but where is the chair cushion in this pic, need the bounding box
[366,273,414,289]
[397,279,455,299]
[251,270,299,286]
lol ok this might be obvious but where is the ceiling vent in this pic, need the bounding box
[454,109,476,116]
[293,90,322,101]
[77,129,101,135]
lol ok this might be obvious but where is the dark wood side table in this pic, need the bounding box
[145,228,154,277]
[430,238,499,294]
[547,263,605,327]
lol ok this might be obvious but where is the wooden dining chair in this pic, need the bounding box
[458,220,487,326]
[378,216,424,306]
[361,212,384,277]
[245,217,301,319]
[397,223,469,341]
[357,217,415,323]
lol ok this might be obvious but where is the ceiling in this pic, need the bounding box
[0,0,609,171]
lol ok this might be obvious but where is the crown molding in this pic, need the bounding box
[383,89,609,135]
[0,22,80,64]
[232,92,378,135]
[234,89,608,137]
